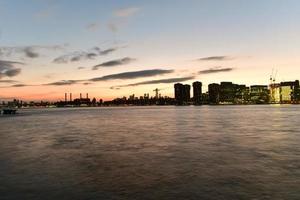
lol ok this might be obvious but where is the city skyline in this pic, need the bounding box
[1,0,300,101]
[4,79,300,107]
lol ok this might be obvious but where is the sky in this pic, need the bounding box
[1,0,300,101]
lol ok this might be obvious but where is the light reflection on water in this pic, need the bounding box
[0,106,300,200]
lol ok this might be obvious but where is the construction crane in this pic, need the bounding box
[270,68,278,85]
[153,88,162,99]
[273,70,278,83]
[270,68,274,85]
[269,69,279,103]
[153,87,171,98]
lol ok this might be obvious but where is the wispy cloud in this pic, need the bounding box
[98,47,119,55]
[198,56,233,61]
[114,76,195,88]
[90,69,174,82]
[0,60,23,79]
[0,44,66,58]
[199,67,234,74]
[44,80,81,86]
[114,7,140,17]
[92,57,136,70]
[53,47,118,64]
[10,84,30,87]
[17,69,174,88]
[0,80,18,84]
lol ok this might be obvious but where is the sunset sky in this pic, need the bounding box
[1,0,300,101]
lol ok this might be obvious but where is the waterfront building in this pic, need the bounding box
[269,83,281,103]
[73,97,91,106]
[193,81,202,105]
[174,83,184,105]
[183,84,191,103]
[280,80,299,104]
[208,83,220,104]
[201,92,209,105]
[234,85,249,104]
[250,85,269,104]
[174,83,191,105]
[269,80,300,104]
[219,82,237,104]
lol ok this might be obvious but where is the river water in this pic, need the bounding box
[0,106,299,200]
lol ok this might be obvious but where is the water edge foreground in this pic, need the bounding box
[0,106,299,200]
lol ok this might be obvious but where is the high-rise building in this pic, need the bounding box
[208,83,220,104]
[183,84,191,103]
[193,81,202,105]
[174,83,184,105]
[174,83,190,105]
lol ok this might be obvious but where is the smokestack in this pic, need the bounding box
[80,93,82,99]
[70,93,72,102]
[86,93,88,99]
[65,93,67,102]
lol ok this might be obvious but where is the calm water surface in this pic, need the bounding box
[0,106,299,200]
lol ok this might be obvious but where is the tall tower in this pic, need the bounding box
[208,83,220,104]
[193,81,202,105]
[65,93,67,102]
[174,83,190,105]
[183,84,191,103]
[174,83,184,105]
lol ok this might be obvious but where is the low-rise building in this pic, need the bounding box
[250,85,269,104]
[280,80,299,104]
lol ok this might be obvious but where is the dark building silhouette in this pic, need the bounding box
[193,81,202,105]
[201,92,209,104]
[208,82,269,105]
[73,97,91,106]
[174,83,190,105]
[219,82,236,103]
[183,84,191,102]
[217,82,250,104]
[294,80,300,103]
[175,83,184,105]
[208,83,220,104]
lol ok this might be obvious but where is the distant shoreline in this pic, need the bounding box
[15,103,299,110]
